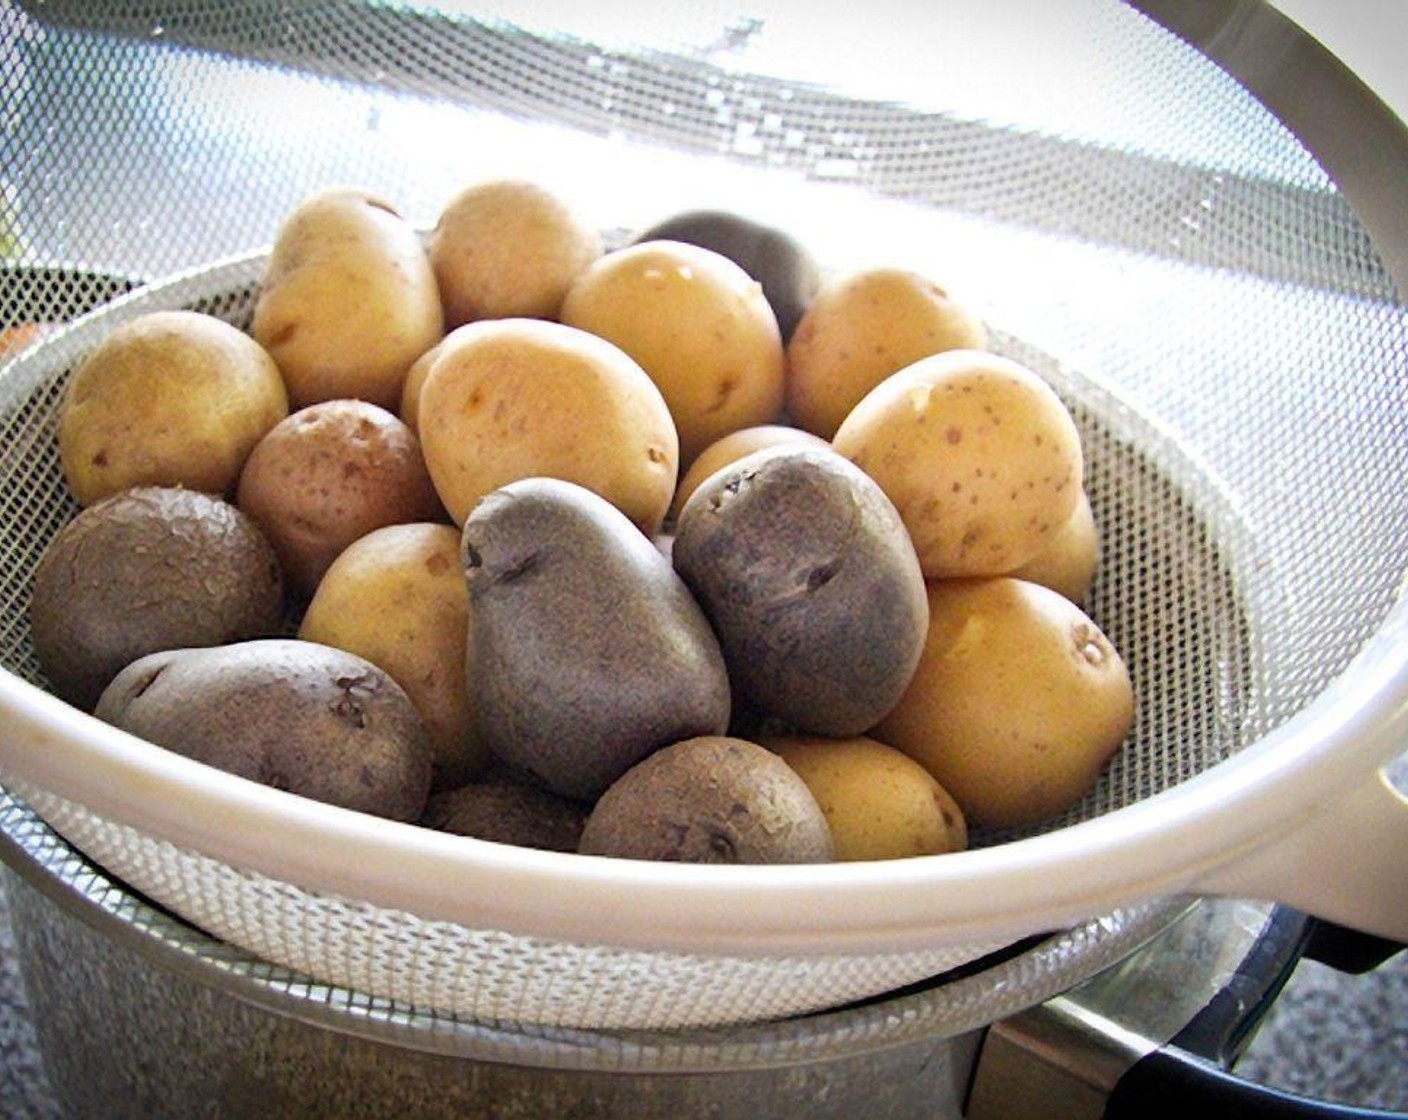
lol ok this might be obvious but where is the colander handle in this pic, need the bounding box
[1193,768,1408,946]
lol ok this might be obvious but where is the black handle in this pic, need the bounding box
[1303,920,1406,975]
[1104,910,1405,1120]
[1107,1049,1405,1119]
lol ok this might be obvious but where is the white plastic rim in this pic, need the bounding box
[1,590,1405,961]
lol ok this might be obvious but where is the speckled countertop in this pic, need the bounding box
[1237,949,1408,1111]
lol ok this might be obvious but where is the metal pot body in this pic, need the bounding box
[4,867,979,1120]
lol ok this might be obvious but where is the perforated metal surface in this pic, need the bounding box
[0,0,1405,1030]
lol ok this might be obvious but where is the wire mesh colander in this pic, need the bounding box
[1,0,1407,1031]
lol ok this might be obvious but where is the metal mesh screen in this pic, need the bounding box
[0,0,1405,1028]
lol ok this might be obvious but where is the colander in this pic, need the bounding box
[1,0,1406,1035]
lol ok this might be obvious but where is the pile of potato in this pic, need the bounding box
[28,179,1133,865]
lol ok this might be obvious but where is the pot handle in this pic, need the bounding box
[1193,768,1408,945]
[967,903,1405,1120]
[1106,1052,1406,1119]
[1105,912,1404,1119]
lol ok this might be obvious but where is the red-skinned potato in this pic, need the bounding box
[237,399,445,600]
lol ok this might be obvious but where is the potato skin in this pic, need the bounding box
[560,239,785,469]
[94,639,434,822]
[578,736,835,864]
[785,267,987,439]
[58,310,287,506]
[833,350,1083,580]
[299,522,485,789]
[397,334,448,436]
[764,734,966,860]
[670,423,830,523]
[0,321,57,358]
[416,318,678,534]
[420,767,587,853]
[237,399,445,599]
[1008,490,1100,605]
[429,178,601,327]
[252,187,443,411]
[672,445,928,737]
[29,486,285,711]
[632,209,820,341]
[873,577,1134,830]
[463,477,731,802]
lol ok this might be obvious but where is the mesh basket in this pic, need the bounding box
[1,0,1406,1031]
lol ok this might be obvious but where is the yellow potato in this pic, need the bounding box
[252,187,444,411]
[416,318,678,533]
[764,734,966,860]
[1008,490,1100,604]
[560,239,785,469]
[300,522,486,789]
[785,266,987,439]
[58,310,287,507]
[398,333,453,435]
[236,399,446,598]
[428,178,602,327]
[833,350,1083,579]
[873,577,1134,830]
[669,423,830,521]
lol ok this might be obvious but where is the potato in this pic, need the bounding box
[398,334,447,435]
[421,766,587,853]
[785,266,987,439]
[632,208,820,340]
[428,178,601,327]
[57,310,287,506]
[416,318,678,534]
[832,350,1084,579]
[560,239,785,468]
[669,423,830,522]
[578,736,835,864]
[236,399,445,599]
[95,639,433,822]
[1008,490,1100,604]
[0,321,57,358]
[672,446,928,737]
[29,486,284,711]
[872,577,1134,830]
[299,522,485,790]
[252,187,443,411]
[463,477,730,802]
[764,734,966,860]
